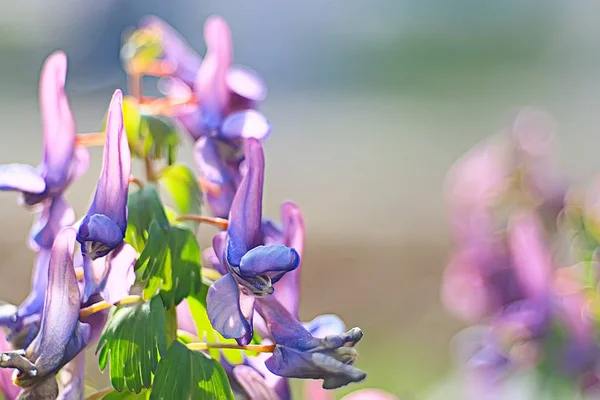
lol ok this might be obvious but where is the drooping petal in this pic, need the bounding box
[507,211,552,300]
[84,89,131,234]
[16,249,52,322]
[0,164,45,194]
[238,245,299,282]
[206,274,254,344]
[272,202,304,317]
[227,65,267,105]
[0,330,20,400]
[25,227,91,378]
[56,353,85,400]
[29,195,75,251]
[227,138,264,265]
[232,365,279,400]
[40,51,76,194]
[140,16,202,87]
[220,110,271,141]
[176,300,197,336]
[193,137,237,218]
[93,243,136,304]
[194,15,232,131]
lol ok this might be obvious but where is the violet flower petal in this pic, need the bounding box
[0,164,45,193]
[195,16,232,131]
[40,51,76,194]
[29,195,75,251]
[80,89,130,238]
[220,110,271,141]
[238,245,299,282]
[16,249,51,322]
[232,365,279,400]
[25,228,91,379]
[193,137,236,218]
[227,65,267,104]
[227,138,264,266]
[206,274,254,344]
[176,299,197,336]
[140,16,202,87]
[56,353,85,400]
[93,243,136,305]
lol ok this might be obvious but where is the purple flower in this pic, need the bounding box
[206,139,299,344]
[0,228,91,399]
[138,16,202,88]
[255,295,366,390]
[0,330,20,400]
[77,90,131,301]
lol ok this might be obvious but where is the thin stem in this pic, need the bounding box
[144,156,157,182]
[143,60,176,77]
[128,72,142,102]
[79,295,144,318]
[186,342,275,353]
[129,176,144,189]
[75,132,105,147]
[177,215,229,229]
[86,387,114,400]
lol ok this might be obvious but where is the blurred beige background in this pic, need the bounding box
[2,1,600,398]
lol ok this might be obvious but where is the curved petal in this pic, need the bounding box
[40,51,76,194]
[17,249,52,322]
[304,315,346,339]
[141,16,202,87]
[507,211,552,300]
[206,274,254,344]
[78,214,125,259]
[220,110,271,141]
[193,137,236,218]
[194,15,232,131]
[227,139,264,265]
[238,245,299,282]
[95,243,136,304]
[29,195,75,251]
[86,90,131,234]
[232,365,279,400]
[26,227,91,377]
[0,164,45,193]
[176,299,197,336]
[227,65,267,103]
[273,202,305,316]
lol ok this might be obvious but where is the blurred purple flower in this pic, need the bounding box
[77,90,131,301]
[206,139,299,345]
[0,228,90,399]
[0,330,20,400]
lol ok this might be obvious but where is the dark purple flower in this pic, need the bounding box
[77,90,131,301]
[255,295,365,390]
[206,139,299,344]
[0,227,91,399]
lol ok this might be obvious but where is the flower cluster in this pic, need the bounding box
[442,108,600,397]
[0,14,396,400]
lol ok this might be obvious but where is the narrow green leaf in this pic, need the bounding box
[96,297,167,393]
[187,285,244,364]
[125,186,169,252]
[159,164,203,231]
[135,222,202,308]
[150,341,235,400]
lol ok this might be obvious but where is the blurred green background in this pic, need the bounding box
[2,1,600,398]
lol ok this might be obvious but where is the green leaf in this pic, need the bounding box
[125,186,169,252]
[103,390,151,400]
[150,341,235,400]
[97,297,168,393]
[187,285,244,364]
[135,222,202,308]
[141,115,179,163]
[159,164,203,231]
[121,29,163,72]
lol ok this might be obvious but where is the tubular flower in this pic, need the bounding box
[207,139,299,344]
[77,90,131,301]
